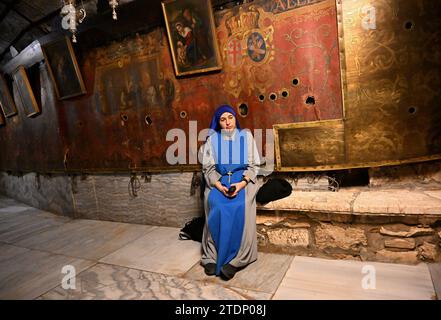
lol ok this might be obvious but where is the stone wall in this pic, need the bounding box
[1,159,441,264]
[0,171,203,227]
[257,212,441,264]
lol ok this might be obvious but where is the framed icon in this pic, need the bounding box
[162,0,222,76]
[12,65,40,117]
[0,73,17,118]
[42,35,86,100]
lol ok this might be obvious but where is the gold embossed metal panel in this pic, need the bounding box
[276,0,441,171]
[340,0,441,165]
[275,119,345,170]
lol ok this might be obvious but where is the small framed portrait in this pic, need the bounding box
[42,35,86,100]
[12,65,41,117]
[162,0,222,76]
[0,73,17,118]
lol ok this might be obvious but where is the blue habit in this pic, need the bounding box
[207,129,248,275]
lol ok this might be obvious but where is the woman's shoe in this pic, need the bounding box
[204,263,216,276]
[220,264,238,280]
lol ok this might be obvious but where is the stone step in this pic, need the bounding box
[257,188,441,225]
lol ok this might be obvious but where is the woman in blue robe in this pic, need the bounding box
[201,105,261,280]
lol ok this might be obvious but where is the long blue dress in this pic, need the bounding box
[201,128,260,274]
[205,129,249,275]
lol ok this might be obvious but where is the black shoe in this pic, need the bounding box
[220,264,238,280]
[204,263,216,276]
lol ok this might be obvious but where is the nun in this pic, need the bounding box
[200,104,261,280]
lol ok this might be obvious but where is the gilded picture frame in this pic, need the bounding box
[0,73,17,118]
[42,35,86,100]
[162,0,222,76]
[12,65,40,117]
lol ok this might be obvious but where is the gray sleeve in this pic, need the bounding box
[202,137,221,188]
[242,131,261,184]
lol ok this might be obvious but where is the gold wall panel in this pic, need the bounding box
[341,0,441,163]
[277,0,441,171]
[275,119,345,170]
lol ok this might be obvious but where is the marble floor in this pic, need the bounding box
[0,195,438,300]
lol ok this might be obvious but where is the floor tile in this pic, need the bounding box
[0,244,95,300]
[184,252,293,294]
[0,210,70,243]
[14,219,154,260]
[100,227,201,276]
[273,256,436,300]
[39,263,271,300]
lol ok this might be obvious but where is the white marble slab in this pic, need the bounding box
[100,226,201,276]
[184,252,293,294]
[14,219,154,261]
[273,256,436,300]
[39,263,271,300]
[0,209,71,243]
[0,244,95,300]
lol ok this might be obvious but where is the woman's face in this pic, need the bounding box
[219,112,236,131]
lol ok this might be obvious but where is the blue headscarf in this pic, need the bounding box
[209,104,241,133]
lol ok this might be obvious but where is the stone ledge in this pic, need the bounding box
[257,189,441,224]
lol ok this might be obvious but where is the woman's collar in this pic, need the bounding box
[220,128,238,140]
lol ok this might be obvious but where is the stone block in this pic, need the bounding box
[380,225,434,238]
[267,228,309,247]
[375,249,419,264]
[418,242,438,261]
[366,231,385,251]
[315,223,367,250]
[384,238,416,250]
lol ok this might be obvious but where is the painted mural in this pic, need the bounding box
[1,0,439,173]
[0,0,342,172]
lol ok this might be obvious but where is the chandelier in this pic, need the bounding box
[60,0,86,43]
[60,0,120,43]
[109,0,119,20]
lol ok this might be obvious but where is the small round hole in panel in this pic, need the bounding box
[305,96,315,105]
[404,20,414,30]
[408,106,417,114]
[238,103,248,117]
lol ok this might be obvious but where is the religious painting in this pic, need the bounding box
[162,0,222,76]
[42,36,86,100]
[247,32,266,62]
[0,73,17,117]
[95,55,172,115]
[12,65,40,117]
